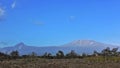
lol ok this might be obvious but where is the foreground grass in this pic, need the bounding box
[1,57,120,68]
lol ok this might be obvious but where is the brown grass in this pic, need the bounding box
[0,57,120,68]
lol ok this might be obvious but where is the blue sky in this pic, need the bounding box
[0,0,120,47]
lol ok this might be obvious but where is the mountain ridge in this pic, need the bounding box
[0,40,119,55]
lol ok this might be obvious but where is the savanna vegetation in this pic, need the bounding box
[0,47,120,68]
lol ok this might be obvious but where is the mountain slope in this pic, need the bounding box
[0,40,118,55]
[60,40,118,54]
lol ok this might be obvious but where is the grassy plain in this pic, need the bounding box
[1,57,120,68]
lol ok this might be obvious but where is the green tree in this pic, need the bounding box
[82,53,87,57]
[101,47,111,56]
[30,52,37,57]
[43,52,48,58]
[42,52,53,59]
[93,50,99,56]
[66,50,78,58]
[47,53,53,59]
[111,47,119,56]
[10,50,19,59]
[0,52,9,61]
[56,50,64,59]
[101,47,119,56]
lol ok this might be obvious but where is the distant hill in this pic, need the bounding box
[0,40,119,55]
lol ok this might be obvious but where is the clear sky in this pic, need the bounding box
[0,0,120,47]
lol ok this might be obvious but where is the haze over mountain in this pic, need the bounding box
[0,40,119,55]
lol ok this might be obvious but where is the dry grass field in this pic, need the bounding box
[0,57,120,68]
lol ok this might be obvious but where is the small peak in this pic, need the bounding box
[15,42,27,48]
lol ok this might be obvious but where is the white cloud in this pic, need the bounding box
[11,0,16,9]
[68,16,76,23]
[70,16,75,20]
[0,8,5,16]
[0,7,5,20]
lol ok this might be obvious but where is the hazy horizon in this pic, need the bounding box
[0,0,120,47]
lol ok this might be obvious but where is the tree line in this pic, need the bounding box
[0,47,120,60]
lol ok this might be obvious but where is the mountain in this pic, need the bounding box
[0,40,119,55]
[60,40,118,54]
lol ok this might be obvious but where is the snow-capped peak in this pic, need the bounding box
[70,40,96,45]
